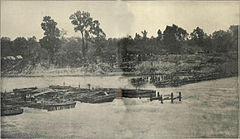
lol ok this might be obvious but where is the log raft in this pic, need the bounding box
[1,85,183,114]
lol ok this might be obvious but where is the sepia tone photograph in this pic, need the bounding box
[0,0,239,138]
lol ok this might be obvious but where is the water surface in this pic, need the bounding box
[1,77,238,138]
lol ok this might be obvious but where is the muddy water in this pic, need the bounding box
[1,76,152,92]
[1,77,238,138]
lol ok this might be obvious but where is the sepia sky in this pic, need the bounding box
[1,1,239,40]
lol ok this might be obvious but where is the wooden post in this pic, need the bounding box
[88,84,91,90]
[160,95,163,104]
[150,94,152,101]
[171,92,173,103]
[179,92,181,101]
[157,92,160,97]
[78,84,80,88]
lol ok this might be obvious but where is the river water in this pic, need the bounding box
[1,76,150,92]
[1,76,239,138]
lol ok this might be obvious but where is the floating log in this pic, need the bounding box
[28,101,77,111]
[1,105,23,116]
[45,101,76,111]
[49,85,71,90]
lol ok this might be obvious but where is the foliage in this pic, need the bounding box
[157,29,163,40]
[69,11,105,60]
[1,10,238,75]
[135,61,176,75]
[39,16,61,64]
[1,37,13,57]
[163,24,188,54]
[212,30,232,53]
[55,37,82,67]
[190,27,207,47]
[12,37,28,56]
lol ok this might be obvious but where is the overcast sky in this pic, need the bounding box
[1,1,239,40]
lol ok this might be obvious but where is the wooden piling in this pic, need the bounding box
[160,95,163,104]
[171,92,173,103]
[179,92,181,101]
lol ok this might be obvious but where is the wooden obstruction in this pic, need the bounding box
[160,95,163,104]
[150,92,182,104]
[179,92,182,101]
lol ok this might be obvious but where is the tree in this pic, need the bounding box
[190,27,206,46]
[27,36,41,65]
[59,28,67,40]
[90,20,106,60]
[39,16,61,65]
[212,30,232,53]
[12,37,28,56]
[134,33,141,40]
[189,27,213,52]
[118,37,135,72]
[141,30,148,40]
[69,11,105,61]
[1,37,13,57]
[157,29,163,40]
[56,37,82,67]
[163,24,188,54]
[229,25,238,51]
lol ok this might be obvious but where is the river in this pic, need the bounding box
[1,76,239,138]
[1,76,151,92]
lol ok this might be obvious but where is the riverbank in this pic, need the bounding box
[1,71,124,78]
[1,64,124,78]
[2,53,238,77]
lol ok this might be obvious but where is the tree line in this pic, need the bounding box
[1,10,238,69]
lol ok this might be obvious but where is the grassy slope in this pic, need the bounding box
[135,54,237,76]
